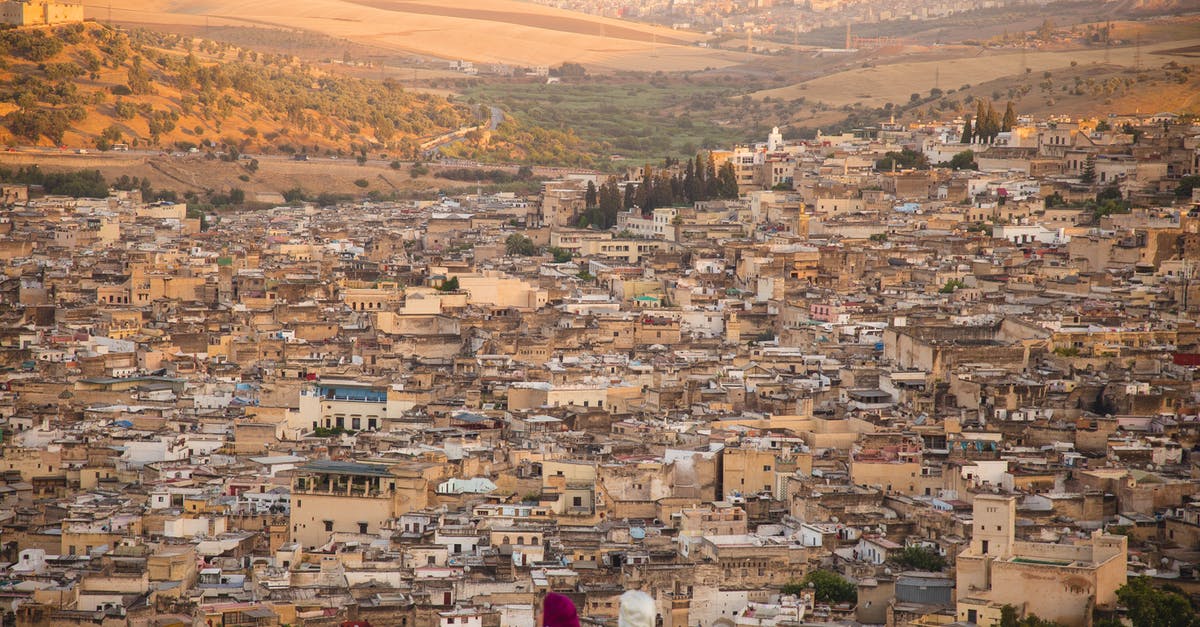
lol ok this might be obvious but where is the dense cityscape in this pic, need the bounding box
[0,1,1199,627]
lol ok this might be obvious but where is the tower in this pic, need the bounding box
[970,494,1015,558]
[726,311,741,344]
[670,589,691,627]
[767,126,783,152]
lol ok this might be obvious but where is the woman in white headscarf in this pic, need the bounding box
[617,590,656,627]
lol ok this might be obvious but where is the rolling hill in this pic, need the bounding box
[92,0,752,72]
[753,18,1200,118]
[0,22,477,155]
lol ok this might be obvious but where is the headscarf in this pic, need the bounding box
[617,590,656,627]
[543,592,580,627]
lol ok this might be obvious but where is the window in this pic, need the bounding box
[359,522,368,534]
[324,520,333,532]
[573,496,583,507]
[763,465,771,471]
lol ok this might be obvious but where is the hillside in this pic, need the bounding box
[95,0,751,72]
[745,17,1200,137]
[0,22,474,155]
[754,21,1200,111]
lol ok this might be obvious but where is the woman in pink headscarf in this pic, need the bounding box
[540,592,580,627]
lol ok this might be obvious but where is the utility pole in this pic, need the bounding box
[1134,34,1142,73]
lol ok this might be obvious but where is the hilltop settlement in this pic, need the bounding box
[1,110,1200,627]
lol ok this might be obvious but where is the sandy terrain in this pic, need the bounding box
[94,0,751,72]
[756,36,1200,108]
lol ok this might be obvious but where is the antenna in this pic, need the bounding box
[1104,21,1112,65]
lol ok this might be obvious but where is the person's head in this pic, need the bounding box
[541,592,579,627]
[617,590,655,627]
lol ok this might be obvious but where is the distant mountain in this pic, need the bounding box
[0,22,474,155]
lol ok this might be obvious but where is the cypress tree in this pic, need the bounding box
[1002,101,1017,132]
[705,153,718,199]
[585,180,597,208]
[985,101,1002,142]
[975,100,989,143]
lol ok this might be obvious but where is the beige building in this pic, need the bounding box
[290,460,429,549]
[955,495,1127,626]
[0,0,83,26]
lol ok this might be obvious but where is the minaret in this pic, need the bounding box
[768,126,783,152]
[670,589,691,627]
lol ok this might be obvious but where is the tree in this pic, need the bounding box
[891,546,947,571]
[1037,18,1055,40]
[95,125,123,151]
[505,233,537,256]
[876,148,929,171]
[1000,605,1020,627]
[1081,155,1096,184]
[1095,120,1112,132]
[975,99,990,142]
[716,161,739,199]
[552,62,587,79]
[798,570,856,604]
[947,150,978,171]
[438,276,460,292]
[1175,174,1200,199]
[548,247,573,263]
[585,180,597,208]
[940,278,966,293]
[961,114,973,144]
[983,100,1001,142]
[1002,101,1017,132]
[1115,577,1200,627]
